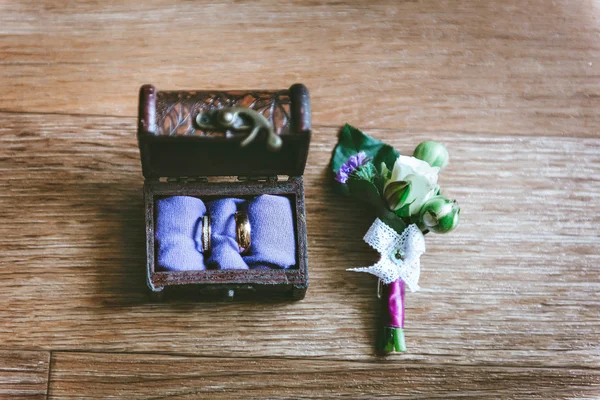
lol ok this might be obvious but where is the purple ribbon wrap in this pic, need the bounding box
[385,279,405,328]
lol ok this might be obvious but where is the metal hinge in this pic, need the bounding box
[237,176,278,183]
[196,107,282,151]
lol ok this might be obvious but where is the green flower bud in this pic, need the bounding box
[413,141,449,170]
[383,180,411,211]
[419,196,460,234]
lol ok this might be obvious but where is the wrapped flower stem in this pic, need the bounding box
[381,278,406,353]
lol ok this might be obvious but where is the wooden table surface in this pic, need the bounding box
[1,1,599,399]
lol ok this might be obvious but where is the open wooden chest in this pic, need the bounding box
[137,84,311,300]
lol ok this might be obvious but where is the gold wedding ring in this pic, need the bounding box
[235,211,251,254]
[202,214,211,253]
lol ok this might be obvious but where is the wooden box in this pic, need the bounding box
[137,84,311,300]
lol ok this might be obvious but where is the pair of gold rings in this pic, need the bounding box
[201,212,251,254]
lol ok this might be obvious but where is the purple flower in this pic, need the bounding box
[335,152,369,183]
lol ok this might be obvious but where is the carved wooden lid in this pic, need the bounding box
[137,84,311,179]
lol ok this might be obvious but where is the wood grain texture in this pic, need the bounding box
[48,352,600,399]
[0,113,598,368]
[0,0,598,137]
[0,350,50,400]
[0,0,599,398]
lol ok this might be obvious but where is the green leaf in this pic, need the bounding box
[330,124,407,234]
[332,124,399,175]
[373,145,400,175]
[379,209,408,234]
[333,181,350,196]
[347,177,385,209]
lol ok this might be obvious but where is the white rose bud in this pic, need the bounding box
[382,156,440,217]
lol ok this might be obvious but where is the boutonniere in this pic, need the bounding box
[331,124,460,353]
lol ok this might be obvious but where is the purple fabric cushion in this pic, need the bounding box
[155,195,296,271]
[204,198,248,270]
[243,195,296,269]
[155,196,206,271]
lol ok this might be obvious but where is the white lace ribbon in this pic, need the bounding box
[348,219,425,292]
